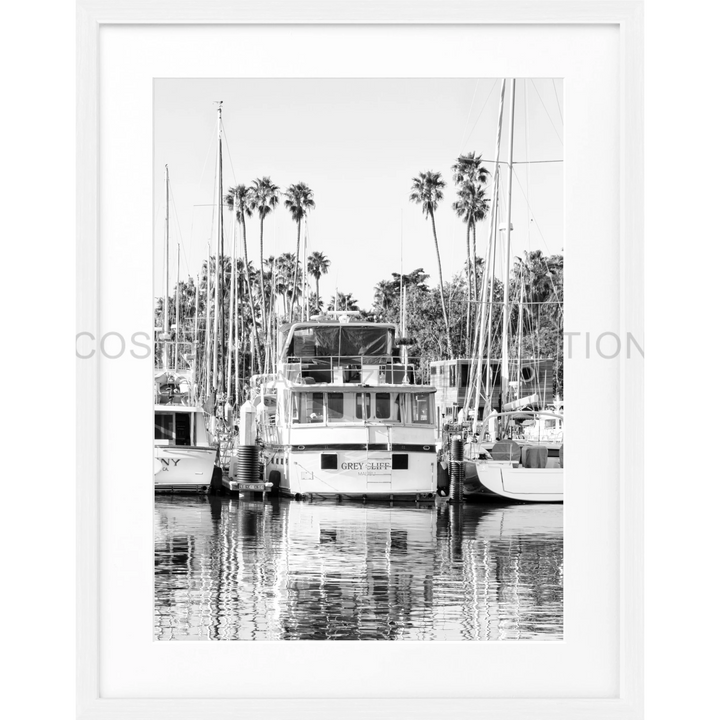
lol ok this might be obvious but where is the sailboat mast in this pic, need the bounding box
[204,241,212,399]
[227,203,236,402]
[163,164,170,370]
[174,243,180,372]
[235,255,241,406]
[193,272,199,403]
[211,101,224,396]
[516,262,524,392]
[470,79,506,430]
[500,79,516,410]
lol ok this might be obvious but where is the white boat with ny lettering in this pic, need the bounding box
[154,164,217,493]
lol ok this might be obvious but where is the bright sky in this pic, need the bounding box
[154,78,563,309]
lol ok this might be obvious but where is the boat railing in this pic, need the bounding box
[277,355,421,385]
[258,422,280,446]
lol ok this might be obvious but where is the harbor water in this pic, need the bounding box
[155,495,563,641]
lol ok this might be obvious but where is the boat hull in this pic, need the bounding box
[464,461,563,503]
[154,445,216,492]
[264,448,437,499]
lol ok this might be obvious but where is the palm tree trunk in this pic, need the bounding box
[241,216,262,375]
[260,217,269,344]
[258,218,267,345]
[465,222,472,356]
[289,220,301,319]
[429,209,453,357]
[315,276,320,313]
[472,223,478,302]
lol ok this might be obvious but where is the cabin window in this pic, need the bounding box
[155,413,173,441]
[355,393,370,420]
[409,393,433,425]
[521,365,535,382]
[449,365,456,386]
[175,413,192,446]
[292,392,325,424]
[326,392,361,423]
[375,393,391,420]
[327,393,345,422]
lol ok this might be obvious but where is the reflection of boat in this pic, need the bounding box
[254,313,439,499]
[472,502,563,537]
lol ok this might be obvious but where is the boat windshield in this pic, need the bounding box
[288,325,392,359]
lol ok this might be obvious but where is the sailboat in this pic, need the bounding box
[446,79,564,503]
[154,163,217,492]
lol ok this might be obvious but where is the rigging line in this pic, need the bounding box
[510,165,553,254]
[460,79,499,151]
[530,79,563,146]
[478,159,563,165]
[458,79,480,152]
[524,79,531,250]
[511,164,563,304]
[219,118,238,187]
[169,183,191,277]
[552,79,564,125]
[197,120,217,202]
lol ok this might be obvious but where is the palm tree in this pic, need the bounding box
[373,279,396,315]
[274,252,297,318]
[248,177,279,336]
[307,250,331,314]
[452,152,490,298]
[409,171,452,357]
[224,184,261,374]
[283,182,315,319]
[452,151,490,187]
[452,182,490,354]
[330,292,359,312]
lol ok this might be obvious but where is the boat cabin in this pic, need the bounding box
[285,387,434,427]
[431,357,557,420]
[154,406,210,448]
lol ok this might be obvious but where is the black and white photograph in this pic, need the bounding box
[153,78,565,641]
[69,6,645,705]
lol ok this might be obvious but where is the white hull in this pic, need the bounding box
[265,448,437,499]
[464,461,563,503]
[154,445,216,492]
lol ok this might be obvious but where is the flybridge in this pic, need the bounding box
[275,319,417,386]
[278,321,396,363]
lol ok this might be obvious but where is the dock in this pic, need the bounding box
[221,476,274,497]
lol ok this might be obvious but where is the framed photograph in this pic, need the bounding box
[77,1,643,718]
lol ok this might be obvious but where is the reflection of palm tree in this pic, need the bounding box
[410,171,452,357]
[249,177,279,335]
[283,183,315,319]
[307,250,330,314]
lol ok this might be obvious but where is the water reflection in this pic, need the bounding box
[155,497,563,640]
